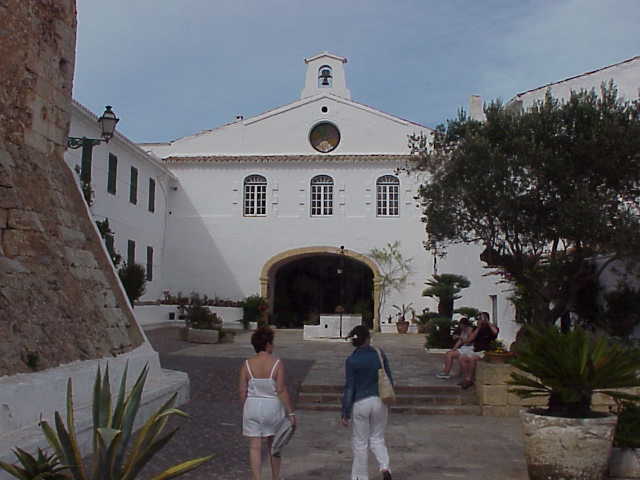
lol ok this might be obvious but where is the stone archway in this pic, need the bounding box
[260,246,383,331]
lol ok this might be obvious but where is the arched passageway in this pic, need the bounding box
[260,246,382,330]
[272,254,373,328]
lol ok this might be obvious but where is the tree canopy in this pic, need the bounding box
[411,83,640,324]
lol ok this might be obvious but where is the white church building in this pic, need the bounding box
[66,52,639,344]
[140,52,507,334]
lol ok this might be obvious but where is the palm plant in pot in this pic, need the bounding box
[508,324,640,480]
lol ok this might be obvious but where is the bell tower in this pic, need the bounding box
[300,52,351,100]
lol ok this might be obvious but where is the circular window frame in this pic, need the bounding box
[309,121,340,153]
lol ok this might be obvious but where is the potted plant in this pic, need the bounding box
[392,303,412,334]
[242,294,268,329]
[609,401,640,478]
[508,324,640,480]
[180,293,222,343]
[483,339,515,363]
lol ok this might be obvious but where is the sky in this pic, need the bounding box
[73,0,640,144]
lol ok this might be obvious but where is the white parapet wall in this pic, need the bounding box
[303,314,362,339]
[134,304,244,329]
[0,344,189,477]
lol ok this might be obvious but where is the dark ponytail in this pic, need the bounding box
[347,325,370,347]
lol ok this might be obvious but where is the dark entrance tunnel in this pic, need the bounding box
[272,254,373,328]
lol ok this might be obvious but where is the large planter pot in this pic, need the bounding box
[186,328,219,344]
[483,351,515,364]
[521,409,617,480]
[396,320,409,334]
[609,447,640,479]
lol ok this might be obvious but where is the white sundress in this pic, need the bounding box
[242,358,286,437]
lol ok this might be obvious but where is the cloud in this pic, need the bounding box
[72,0,640,141]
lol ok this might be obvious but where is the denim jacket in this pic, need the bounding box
[341,345,394,419]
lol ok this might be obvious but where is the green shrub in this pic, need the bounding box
[0,448,68,480]
[614,402,640,448]
[454,306,480,319]
[117,263,146,306]
[242,294,267,329]
[179,293,221,330]
[425,317,455,349]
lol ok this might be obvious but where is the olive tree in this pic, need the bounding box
[411,83,640,325]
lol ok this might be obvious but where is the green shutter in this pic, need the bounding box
[130,166,138,204]
[146,246,153,281]
[107,153,117,194]
[148,178,155,212]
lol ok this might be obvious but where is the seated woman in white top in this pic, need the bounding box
[239,326,297,480]
[435,317,473,380]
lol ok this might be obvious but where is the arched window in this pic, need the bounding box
[318,65,333,88]
[376,175,400,216]
[310,175,334,216]
[244,174,267,216]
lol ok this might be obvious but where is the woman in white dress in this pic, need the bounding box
[239,326,296,480]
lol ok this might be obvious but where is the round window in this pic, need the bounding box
[309,122,340,153]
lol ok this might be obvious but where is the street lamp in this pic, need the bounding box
[337,245,345,337]
[67,105,119,190]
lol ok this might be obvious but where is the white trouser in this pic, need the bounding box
[351,396,390,480]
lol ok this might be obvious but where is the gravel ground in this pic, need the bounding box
[142,328,313,480]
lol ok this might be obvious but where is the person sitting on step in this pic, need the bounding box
[435,317,473,380]
[458,312,499,389]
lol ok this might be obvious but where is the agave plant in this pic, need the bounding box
[508,324,640,417]
[0,448,68,480]
[1,363,211,480]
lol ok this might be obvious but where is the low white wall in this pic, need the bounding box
[134,304,244,328]
[303,314,362,339]
[0,345,189,478]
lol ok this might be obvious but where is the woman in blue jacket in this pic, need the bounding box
[341,325,393,480]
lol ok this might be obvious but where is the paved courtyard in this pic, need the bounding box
[144,327,528,480]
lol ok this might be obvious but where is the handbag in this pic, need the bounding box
[375,347,396,405]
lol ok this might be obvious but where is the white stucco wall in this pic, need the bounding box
[138,52,515,341]
[142,94,425,157]
[65,102,176,300]
[158,158,510,336]
[509,56,640,108]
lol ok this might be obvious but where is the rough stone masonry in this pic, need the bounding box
[0,0,143,377]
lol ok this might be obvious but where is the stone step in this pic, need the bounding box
[298,392,466,406]
[300,384,462,395]
[297,402,483,416]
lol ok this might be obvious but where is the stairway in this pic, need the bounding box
[297,384,482,415]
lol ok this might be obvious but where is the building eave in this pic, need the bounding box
[71,100,178,181]
[163,154,415,164]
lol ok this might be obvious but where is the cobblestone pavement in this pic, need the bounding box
[144,327,528,480]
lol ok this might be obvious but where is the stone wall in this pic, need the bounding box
[0,0,143,377]
[476,362,624,416]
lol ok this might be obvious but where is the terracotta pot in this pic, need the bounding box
[483,351,515,363]
[521,409,617,480]
[396,320,409,334]
[609,447,640,478]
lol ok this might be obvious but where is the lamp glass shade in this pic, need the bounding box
[98,105,119,141]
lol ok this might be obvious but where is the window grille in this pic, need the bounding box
[311,175,334,216]
[244,175,267,216]
[376,175,399,216]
